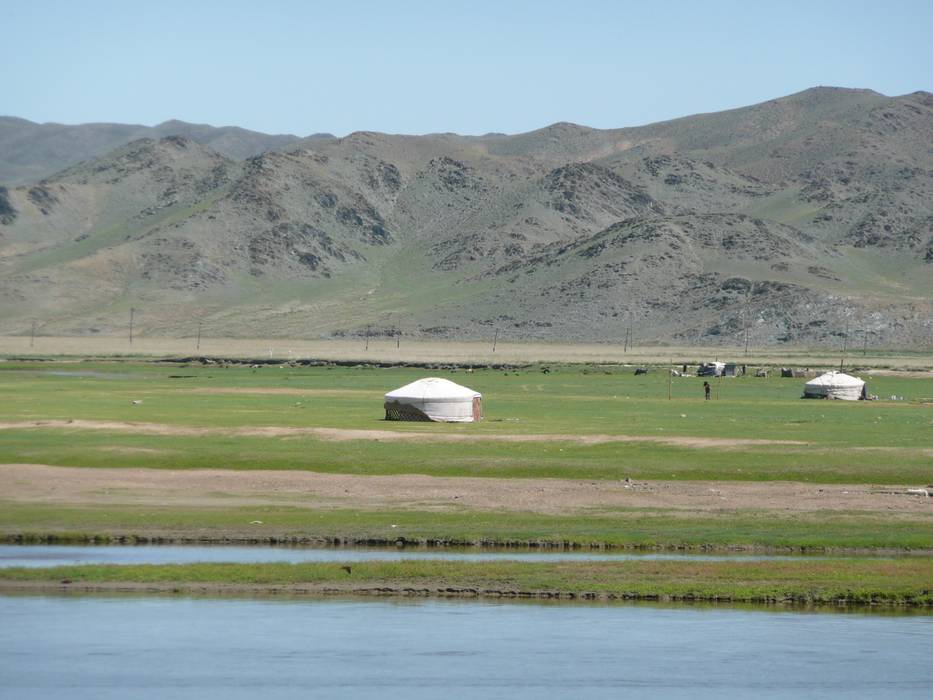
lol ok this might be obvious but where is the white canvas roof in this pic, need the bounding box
[385,377,481,402]
[803,371,865,401]
[384,377,482,422]
[805,371,864,389]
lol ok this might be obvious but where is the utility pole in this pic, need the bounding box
[364,330,369,352]
[621,308,628,353]
[668,358,673,400]
[492,328,499,352]
[840,316,849,370]
[129,307,135,345]
[743,293,750,356]
[196,320,202,351]
[623,311,634,353]
[30,320,36,348]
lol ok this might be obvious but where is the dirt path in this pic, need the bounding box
[1,463,930,516]
[184,387,375,397]
[0,419,808,449]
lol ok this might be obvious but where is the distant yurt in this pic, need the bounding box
[384,377,483,422]
[698,362,726,377]
[802,371,866,401]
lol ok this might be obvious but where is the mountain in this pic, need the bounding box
[0,87,930,347]
[0,116,324,185]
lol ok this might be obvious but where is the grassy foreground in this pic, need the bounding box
[2,427,931,484]
[1,360,931,484]
[4,503,932,552]
[2,559,931,607]
[1,360,930,553]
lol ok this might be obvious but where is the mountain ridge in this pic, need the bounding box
[4,86,926,185]
[1,86,930,346]
[0,116,319,185]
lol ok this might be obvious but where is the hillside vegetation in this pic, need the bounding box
[1,87,930,345]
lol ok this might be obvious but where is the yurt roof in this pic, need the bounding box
[804,371,865,388]
[385,377,481,400]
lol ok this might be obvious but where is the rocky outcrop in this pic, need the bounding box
[0,187,15,225]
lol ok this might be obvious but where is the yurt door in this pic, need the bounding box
[472,397,482,421]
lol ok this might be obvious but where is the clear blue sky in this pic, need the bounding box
[3,0,931,136]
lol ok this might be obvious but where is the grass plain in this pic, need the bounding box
[0,357,930,554]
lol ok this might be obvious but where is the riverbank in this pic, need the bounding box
[4,501,933,552]
[2,559,931,607]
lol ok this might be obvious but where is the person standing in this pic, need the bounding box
[703,381,711,400]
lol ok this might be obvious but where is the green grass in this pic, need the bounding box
[0,361,929,483]
[2,361,928,439]
[4,503,931,551]
[1,361,929,552]
[3,558,930,606]
[1,428,929,483]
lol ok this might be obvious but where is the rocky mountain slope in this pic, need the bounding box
[0,87,930,346]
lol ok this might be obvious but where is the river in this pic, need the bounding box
[0,544,841,568]
[0,595,930,699]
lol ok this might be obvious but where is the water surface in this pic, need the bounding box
[0,544,833,568]
[0,595,930,699]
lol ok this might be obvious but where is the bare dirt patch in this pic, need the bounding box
[182,387,376,397]
[863,369,933,378]
[96,446,171,455]
[0,420,218,437]
[0,419,807,449]
[1,464,930,517]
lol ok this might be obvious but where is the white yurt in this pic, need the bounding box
[384,377,483,422]
[802,371,866,401]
